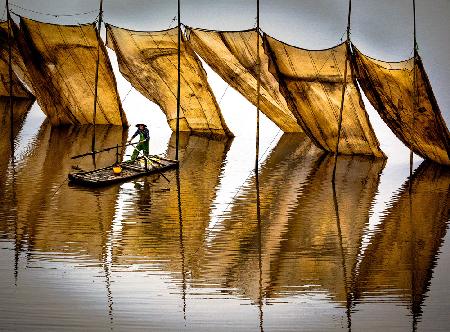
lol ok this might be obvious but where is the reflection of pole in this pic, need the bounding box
[408,166,418,331]
[96,194,114,325]
[12,165,20,286]
[175,0,181,161]
[255,0,261,173]
[332,0,352,182]
[6,0,14,159]
[332,180,352,331]
[176,169,187,321]
[104,259,114,325]
[255,170,264,332]
[92,0,104,158]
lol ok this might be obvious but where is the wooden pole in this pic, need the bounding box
[92,0,103,154]
[6,0,14,158]
[410,0,417,180]
[255,0,260,172]
[175,0,181,161]
[332,0,352,182]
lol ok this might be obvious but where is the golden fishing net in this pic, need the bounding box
[264,34,384,157]
[106,25,232,138]
[353,46,450,165]
[186,27,301,133]
[0,20,34,98]
[14,17,126,126]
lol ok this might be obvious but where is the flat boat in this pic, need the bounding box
[68,156,178,187]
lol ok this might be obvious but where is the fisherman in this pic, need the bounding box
[128,123,150,162]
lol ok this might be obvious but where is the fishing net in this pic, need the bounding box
[106,25,232,138]
[353,46,450,165]
[0,20,34,98]
[186,27,301,133]
[264,34,384,157]
[14,17,126,126]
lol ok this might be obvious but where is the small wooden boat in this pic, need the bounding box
[68,155,178,187]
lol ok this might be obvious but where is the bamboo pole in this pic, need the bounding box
[92,0,103,154]
[255,0,260,172]
[175,0,181,161]
[332,0,352,182]
[410,0,417,180]
[256,3,263,326]
[6,0,14,158]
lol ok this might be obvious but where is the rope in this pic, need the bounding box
[10,2,97,17]
[121,86,133,103]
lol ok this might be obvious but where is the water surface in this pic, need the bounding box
[0,103,449,331]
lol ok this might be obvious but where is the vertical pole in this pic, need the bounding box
[6,0,14,159]
[175,0,181,161]
[92,0,103,154]
[255,0,260,172]
[256,4,262,328]
[410,0,417,180]
[332,0,351,182]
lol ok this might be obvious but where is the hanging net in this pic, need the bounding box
[185,27,302,133]
[14,17,127,126]
[353,46,450,165]
[0,20,34,98]
[264,34,384,157]
[106,24,232,138]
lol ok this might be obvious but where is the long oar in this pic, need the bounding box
[71,141,139,160]
[142,155,171,183]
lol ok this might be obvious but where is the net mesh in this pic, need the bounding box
[0,20,34,98]
[353,46,450,165]
[186,28,302,133]
[14,17,126,126]
[106,24,232,138]
[264,34,384,157]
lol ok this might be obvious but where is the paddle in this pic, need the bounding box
[141,155,171,183]
[71,141,139,159]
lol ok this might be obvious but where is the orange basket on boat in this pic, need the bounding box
[112,164,122,175]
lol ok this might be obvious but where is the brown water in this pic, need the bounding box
[0,104,449,331]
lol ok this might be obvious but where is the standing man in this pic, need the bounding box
[128,123,150,162]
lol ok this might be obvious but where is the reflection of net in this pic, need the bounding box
[355,161,450,307]
[264,35,384,157]
[15,17,126,126]
[106,25,232,138]
[0,20,34,98]
[353,47,450,165]
[186,28,302,133]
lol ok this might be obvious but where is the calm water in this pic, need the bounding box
[0,101,449,331]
